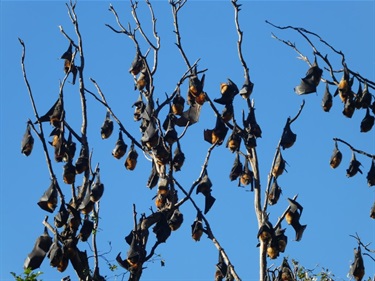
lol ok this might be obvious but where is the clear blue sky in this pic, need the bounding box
[1,1,374,281]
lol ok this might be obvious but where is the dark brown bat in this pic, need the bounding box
[215,253,228,281]
[37,180,58,213]
[168,208,184,231]
[294,58,323,95]
[278,257,295,281]
[342,96,356,118]
[37,96,64,127]
[188,66,205,104]
[272,149,286,178]
[153,216,171,243]
[24,227,52,270]
[240,158,254,190]
[360,108,374,133]
[75,145,89,174]
[79,186,94,215]
[112,131,127,159]
[132,94,145,121]
[229,152,243,181]
[48,235,63,268]
[66,203,81,231]
[146,160,159,189]
[21,123,34,156]
[129,49,143,76]
[175,104,202,127]
[214,78,239,105]
[280,118,296,150]
[90,174,104,202]
[370,201,375,219]
[54,202,69,228]
[171,92,185,116]
[257,218,274,244]
[275,226,288,253]
[100,111,114,139]
[239,76,254,99]
[141,121,160,149]
[243,105,262,138]
[346,152,362,177]
[191,212,204,242]
[78,218,94,242]
[266,236,280,260]
[196,171,216,214]
[367,160,375,186]
[349,246,365,281]
[164,114,178,145]
[221,103,234,123]
[329,142,342,169]
[172,144,185,172]
[63,160,76,184]
[125,143,138,171]
[285,198,306,241]
[322,83,333,112]
[268,179,282,206]
[226,126,241,153]
[359,82,372,108]
[62,131,76,162]
[204,116,228,145]
[136,70,150,92]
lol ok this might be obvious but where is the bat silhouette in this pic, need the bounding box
[280,118,296,150]
[294,58,323,95]
[21,123,34,156]
[349,246,365,281]
[322,83,333,112]
[125,143,138,171]
[191,212,204,242]
[346,152,362,177]
[214,78,239,105]
[239,76,254,99]
[24,227,52,270]
[112,131,127,159]
[360,108,374,133]
[196,171,216,214]
[285,198,306,241]
[101,111,114,139]
[37,179,58,213]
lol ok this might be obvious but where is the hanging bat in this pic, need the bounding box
[274,225,288,253]
[278,257,295,281]
[188,66,205,102]
[63,160,76,184]
[112,131,127,159]
[257,218,274,244]
[24,227,52,270]
[226,127,241,153]
[37,95,63,127]
[243,106,262,138]
[240,158,254,190]
[175,104,202,127]
[153,216,171,243]
[267,179,282,206]
[204,116,228,145]
[75,145,89,174]
[329,142,342,169]
[101,111,114,139]
[285,198,306,241]
[272,149,286,178]
[322,83,333,112]
[342,97,356,118]
[229,152,243,181]
[153,142,171,166]
[125,143,138,170]
[21,123,34,156]
[215,253,228,281]
[62,131,76,162]
[294,58,323,95]
[129,49,144,76]
[136,70,150,92]
[79,186,94,215]
[146,160,159,189]
[196,171,216,214]
[191,212,204,242]
[66,203,82,231]
[132,94,146,121]
[244,134,257,150]
[141,121,160,149]
[221,103,234,123]
[48,234,63,268]
[239,76,254,99]
[370,201,375,219]
[280,118,297,150]
[172,92,185,116]
[78,218,94,242]
[168,208,184,231]
[360,108,374,133]
[358,82,372,108]
[172,144,185,172]
[349,246,365,281]
[54,202,69,228]
[367,160,375,186]
[346,152,362,177]
[90,174,104,202]
[164,114,178,145]
[214,78,239,105]
[266,237,279,260]
[334,66,354,103]
[37,180,58,213]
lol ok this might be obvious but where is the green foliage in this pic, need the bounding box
[10,268,43,281]
[292,260,335,281]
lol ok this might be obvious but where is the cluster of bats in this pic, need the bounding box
[294,58,374,133]
[21,44,106,280]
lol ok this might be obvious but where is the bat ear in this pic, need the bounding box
[37,180,58,213]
